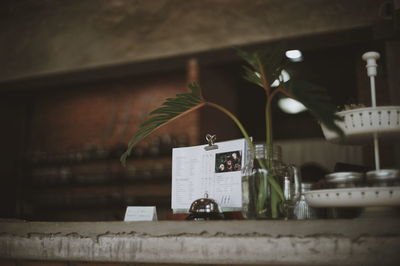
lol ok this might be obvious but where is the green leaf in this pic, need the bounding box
[283,80,344,137]
[242,66,263,87]
[236,46,287,89]
[236,48,259,69]
[120,82,205,166]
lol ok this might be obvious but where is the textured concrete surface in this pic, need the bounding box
[0,0,385,82]
[0,219,399,265]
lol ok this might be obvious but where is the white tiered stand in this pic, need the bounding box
[305,51,400,208]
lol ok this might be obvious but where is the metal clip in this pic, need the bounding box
[204,134,218,151]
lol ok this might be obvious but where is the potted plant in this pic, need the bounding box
[120,46,343,219]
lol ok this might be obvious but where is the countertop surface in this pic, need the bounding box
[1,218,400,265]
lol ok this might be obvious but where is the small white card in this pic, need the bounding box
[124,206,158,221]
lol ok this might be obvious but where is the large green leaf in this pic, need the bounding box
[283,80,344,137]
[120,83,205,165]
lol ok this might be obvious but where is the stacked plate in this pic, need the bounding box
[304,170,400,208]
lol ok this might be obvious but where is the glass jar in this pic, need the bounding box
[366,169,400,187]
[241,143,301,219]
[325,172,363,188]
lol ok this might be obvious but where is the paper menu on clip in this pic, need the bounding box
[171,138,248,212]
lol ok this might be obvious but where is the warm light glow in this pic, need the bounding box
[271,69,290,87]
[285,49,303,62]
[278,98,307,114]
[285,50,302,59]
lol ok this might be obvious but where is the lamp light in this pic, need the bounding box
[271,69,290,87]
[278,97,307,114]
[285,50,303,62]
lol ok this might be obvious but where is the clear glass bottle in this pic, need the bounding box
[241,143,301,219]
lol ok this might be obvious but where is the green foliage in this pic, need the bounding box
[121,46,344,165]
[284,80,344,137]
[237,46,286,89]
[237,47,343,138]
[235,46,343,218]
[120,83,204,166]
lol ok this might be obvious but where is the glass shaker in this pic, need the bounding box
[242,143,301,219]
[293,182,317,220]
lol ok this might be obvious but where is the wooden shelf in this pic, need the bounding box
[22,153,174,221]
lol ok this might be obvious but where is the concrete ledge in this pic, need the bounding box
[1,219,400,265]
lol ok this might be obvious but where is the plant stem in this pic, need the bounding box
[206,102,253,150]
[258,55,273,168]
[206,102,284,203]
[257,57,270,97]
[265,98,273,166]
[267,88,276,155]
[270,186,279,218]
[256,169,267,217]
[265,88,278,217]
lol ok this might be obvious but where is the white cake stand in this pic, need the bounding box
[307,51,400,209]
[304,186,400,207]
[321,106,400,144]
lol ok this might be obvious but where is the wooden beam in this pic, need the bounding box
[0,0,386,83]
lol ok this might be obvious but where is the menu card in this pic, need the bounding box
[171,138,248,213]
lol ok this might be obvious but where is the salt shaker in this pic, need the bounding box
[293,182,317,220]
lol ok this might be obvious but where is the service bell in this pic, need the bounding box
[186,193,224,220]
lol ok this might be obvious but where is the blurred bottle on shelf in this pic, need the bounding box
[159,134,173,155]
[176,134,189,147]
[148,137,161,157]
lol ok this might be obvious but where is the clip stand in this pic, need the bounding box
[204,134,219,151]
